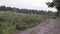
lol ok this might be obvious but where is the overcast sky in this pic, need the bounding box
[0,0,57,11]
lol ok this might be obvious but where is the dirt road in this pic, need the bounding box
[14,19,60,34]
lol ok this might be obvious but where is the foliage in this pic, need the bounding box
[0,6,56,34]
[0,11,47,34]
[0,6,55,15]
[46,0,60,17]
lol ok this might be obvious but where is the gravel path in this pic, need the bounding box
[14,19,60,34]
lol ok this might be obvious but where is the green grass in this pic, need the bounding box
[0,11,47,34]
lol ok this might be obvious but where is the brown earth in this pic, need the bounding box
[14,19,60,34]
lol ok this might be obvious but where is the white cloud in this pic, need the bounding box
[0,0,57,11]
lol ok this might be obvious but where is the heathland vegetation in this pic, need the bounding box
[0,6,56,34]
[0,0,60,34]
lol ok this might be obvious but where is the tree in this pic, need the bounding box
[46,0,60,17]
[0,6,6,11]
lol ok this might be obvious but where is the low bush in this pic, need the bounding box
[0,11,46,34]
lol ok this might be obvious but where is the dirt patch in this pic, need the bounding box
[14,19,60,34]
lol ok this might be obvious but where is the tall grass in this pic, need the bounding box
[0,11,46,34]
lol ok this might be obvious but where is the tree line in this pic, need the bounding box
[0,6,55,16]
